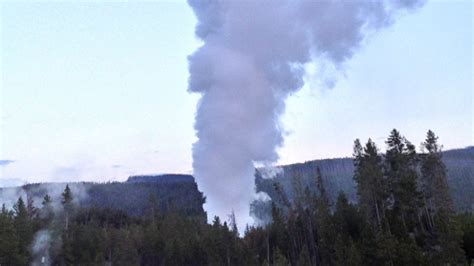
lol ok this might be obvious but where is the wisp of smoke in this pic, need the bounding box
[259,166,284,180]
[187,0,424,232]
[0,183,88,263]
[31,229,52,266]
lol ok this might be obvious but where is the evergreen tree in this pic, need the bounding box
[334,236,361,266]
[353,139,390,235]
[314,167,335,265]
[273,247,288,266]
[333,192,361,240]
[420,130,465,263]
[13,196,33,264]
[228,211,239,236]
[457,213,474,263]
[384,129,423,238]
[40,194,53,221]
[26,194,37,219]
[42,194,51,205]
[297,245,311,266]
[62,185,73,231]
[333,192,362,266]
[315,167,327,204]
[61,185,75,265]
[147,193,159,223]
[269,202,289,264]
[354,139,398,265]
[0,204,22,265]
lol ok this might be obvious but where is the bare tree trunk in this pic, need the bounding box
[374,197,382,233]
[423,197,435,233]
[306,213,318,266]
[401,212,407,234]
[267,233,270,265]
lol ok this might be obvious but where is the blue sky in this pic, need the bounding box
[0,0,472,185]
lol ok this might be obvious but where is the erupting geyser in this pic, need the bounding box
[187,0,424,232]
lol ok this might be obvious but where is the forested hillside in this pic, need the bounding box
[253,146,474,222]
[0,130,473,265]
[0,175,205,218]
[1,146,471,222]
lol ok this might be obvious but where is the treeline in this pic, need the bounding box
[254,145,473,215]
[251,130,472,265]
[0,184,239,265]
[0,130,473,265]
[0,177,206,218]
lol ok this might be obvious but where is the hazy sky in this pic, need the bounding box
[0,1,472,185]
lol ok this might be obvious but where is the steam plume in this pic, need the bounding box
[0,183,88,263]
[187,0,424,230]
[31,230,52,266]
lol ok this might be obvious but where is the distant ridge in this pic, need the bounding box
[1,147,471,220]
[126,174,194,183]
[0,175,205,218]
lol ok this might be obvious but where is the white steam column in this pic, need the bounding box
[187,0,424,233]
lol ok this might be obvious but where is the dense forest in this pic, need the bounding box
[0,130,473,265]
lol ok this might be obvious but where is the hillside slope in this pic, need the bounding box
[254,146,474,220]
[1,147,471,221]
[0,175,205,219]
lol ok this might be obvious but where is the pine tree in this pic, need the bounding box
[297,245,311,266]
[334,236,361,266]
[421,130,452,217]
[273,247,288,266]
[353,139,390,235]
[420,130,465,263]
[147,193,159,223]
[13,197,32,264]
[228,211,239,236]
[42,194,51,205]
[40,194,53,221]
[61,185,75,265]
[62,185,73,231]
[333,192,362,240]
[26,194,37,219]
[354,139,398,265]
[384,129,423,238]
[314,167,335,265]
[269,202,289,264]
[0,204,22,265]
[315,167,327,203]
[333,192,362,266]
[13,197,28,219]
